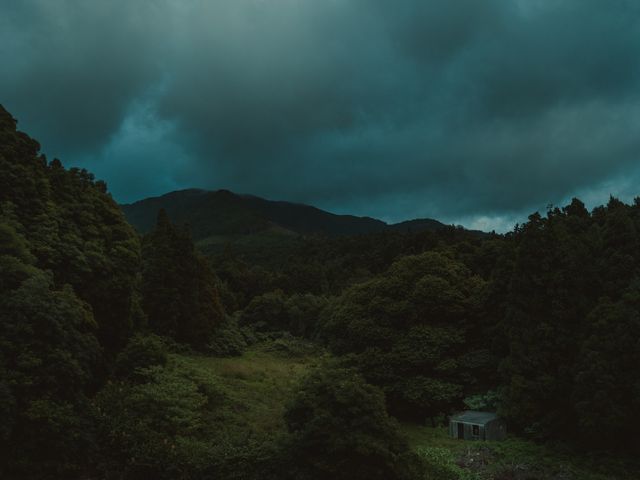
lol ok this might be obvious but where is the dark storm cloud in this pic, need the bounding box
[0,2,163,153]
[2,0,640,230]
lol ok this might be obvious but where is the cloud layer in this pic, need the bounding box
[2,0,640,230]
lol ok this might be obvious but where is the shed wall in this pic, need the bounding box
[449,419,506,441]
[484,418,507,441]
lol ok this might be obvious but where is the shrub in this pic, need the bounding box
[114,334,168,380]
[95,363,215,479]
[284,365,418,480]
[416,447,477,480]
[207,316,248,357]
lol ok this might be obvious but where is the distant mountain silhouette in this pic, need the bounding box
[121,189,452,240]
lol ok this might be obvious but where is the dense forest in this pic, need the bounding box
[1,104,639,479]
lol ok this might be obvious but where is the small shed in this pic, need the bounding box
[449,411,506,441]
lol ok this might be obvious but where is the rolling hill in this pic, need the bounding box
[120,188,447,239]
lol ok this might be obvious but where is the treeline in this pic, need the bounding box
[0,106,228,477]
[1,103,639,479]
[0,105,141,476]
[230,198,640,452]
[500,199,640,446]
[0,105,425,479]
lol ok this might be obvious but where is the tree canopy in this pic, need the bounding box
[140,209,225,349]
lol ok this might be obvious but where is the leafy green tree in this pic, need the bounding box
[241,289,289,332]
[285,293,328,338]
[0,105,142,355]
[596,197,640,297]
[240,290,327,337]
[322,251,488,419]
[114,333,168,380]
[95,364,212,479]
[212,252,281,312]
[0,222,37,291]
[205,315,248,357]
[572,292,640,452]
[284,366,419,480]
[499,205,598,438]
[0,105,143,476]
[499,197,640,446]
[0,268,100,478]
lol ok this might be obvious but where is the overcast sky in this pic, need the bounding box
[2,0,639,231]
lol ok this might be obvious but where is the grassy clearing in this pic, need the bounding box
[174,343,326,436]
[401,425,639,480]
[167,346,638,479]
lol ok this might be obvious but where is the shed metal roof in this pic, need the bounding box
[450,411,498,424]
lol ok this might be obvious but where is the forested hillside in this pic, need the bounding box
[0,104,143,475]
[122,188,389,236]
[121,188,450,256]
[1,104,638,479]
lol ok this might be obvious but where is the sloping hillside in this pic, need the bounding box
[121,188,446,239]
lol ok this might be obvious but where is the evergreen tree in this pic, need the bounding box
[500,198,640,445]
[573,291,640,452]
[141,209,224,349]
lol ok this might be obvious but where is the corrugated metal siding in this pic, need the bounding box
[449,417,507,441]
[485,418,507,441]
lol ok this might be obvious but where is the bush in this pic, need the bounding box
[284,365,418,480]
[416,447,475,480]
[95,363,216,479]
[114,334,168,380]
[260,335,322,358]
[241,291,328,337]
[207,316,248,357]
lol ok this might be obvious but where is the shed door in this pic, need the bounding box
[457,422,464,439]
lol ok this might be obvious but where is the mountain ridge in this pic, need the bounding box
[120,188,453,239]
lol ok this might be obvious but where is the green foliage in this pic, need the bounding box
[415,447,475,480]
[0,107,146,478]
[95,362,213,479]
[463,390,499,412]
[0,221,38,292]
[96,345,322,480]
[322,251,489,419]
[284,365,419,480]
[0,105,142,355]
[285,293,328,337]
[213,254,282,311]
[0,104,142,477]
[141,209,225,349]
[260,335,324,358]
[4,100,640,476]
[500,199,640,451]
[206,315,248,357]
[572,291,640,447]
[403,426,640,480]
[115,333,168,380]
[0,221,34,262]
[241,290,328,337]
[179,345,324,479]
[180,343,320,436]
[241,289,289,332]
[0,268,100,478]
